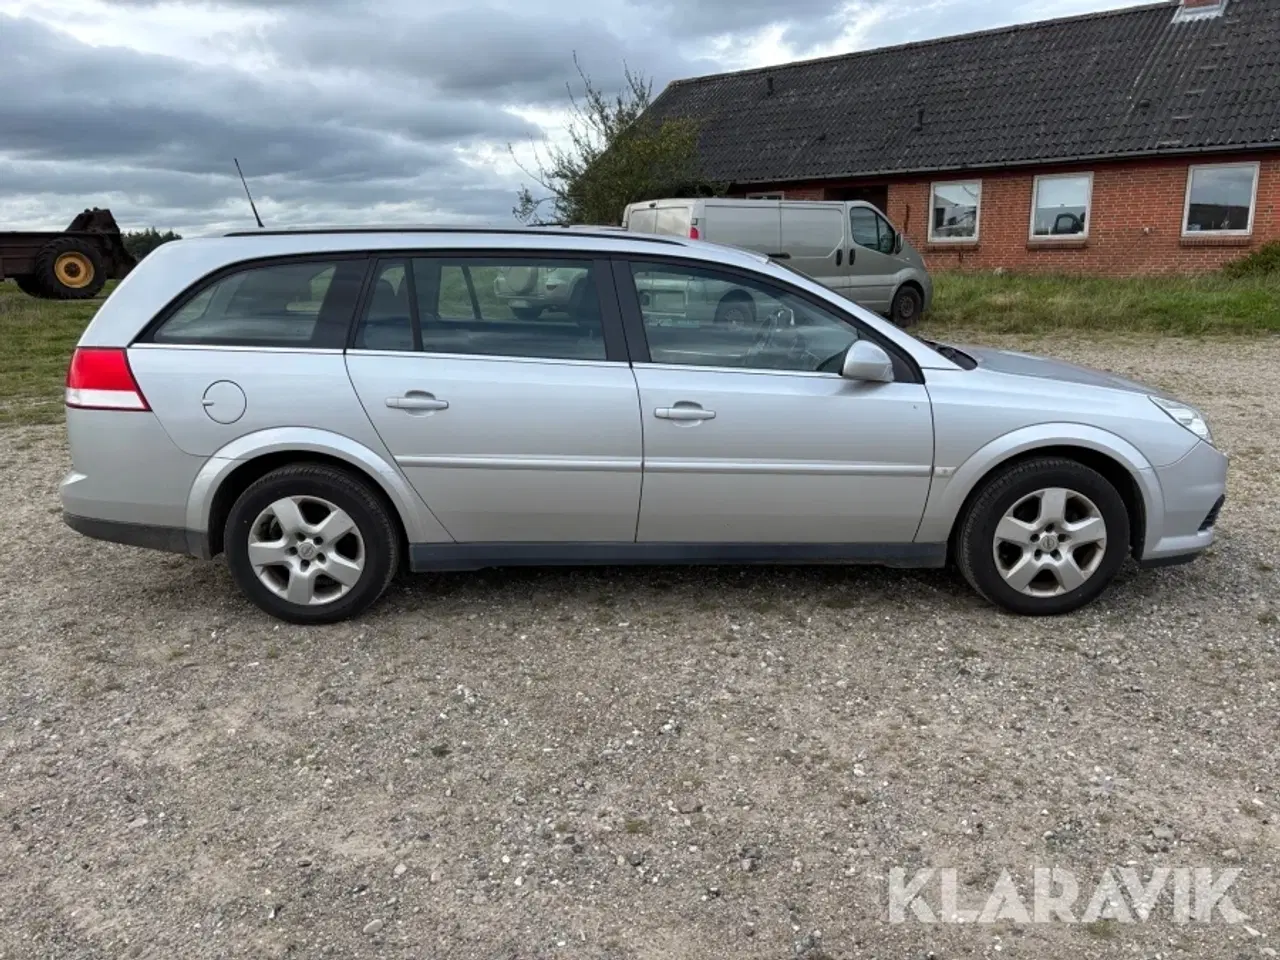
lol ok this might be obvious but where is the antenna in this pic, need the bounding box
[233,158,265,229]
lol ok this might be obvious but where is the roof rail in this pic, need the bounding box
[222,225,684,245]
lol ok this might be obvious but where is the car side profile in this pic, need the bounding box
[60,227,1227,624]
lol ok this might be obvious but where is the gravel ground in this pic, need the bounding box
[2,334,1278,960]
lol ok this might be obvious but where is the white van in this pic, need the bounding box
[622,198,932,327]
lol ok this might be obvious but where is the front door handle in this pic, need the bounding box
[655,404,716,422]
[387,393,449,412]
[836,249,843,267]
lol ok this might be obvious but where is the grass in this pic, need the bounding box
[921,271,1280,337]
[0,281,114,426]
[2,267,1278,427]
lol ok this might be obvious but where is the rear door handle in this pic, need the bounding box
[387,394,449,412]
[655,405,716,422]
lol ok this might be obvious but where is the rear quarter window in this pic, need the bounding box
[147,258,367,349]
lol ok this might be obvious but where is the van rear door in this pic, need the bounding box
[624,204,658,234]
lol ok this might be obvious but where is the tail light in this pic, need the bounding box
[66,348,150,411]
[689,225,701,240]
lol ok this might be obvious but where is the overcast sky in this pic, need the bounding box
[0,0,1161,236]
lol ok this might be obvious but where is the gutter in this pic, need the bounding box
[725,141,1280,187]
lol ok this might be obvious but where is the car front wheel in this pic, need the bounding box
[956,457,1130,616]
[224,464,400,624]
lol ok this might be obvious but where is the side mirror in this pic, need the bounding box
[841,340,895,383]
[893,232,904,255]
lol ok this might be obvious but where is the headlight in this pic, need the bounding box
[1151,396,1214,445]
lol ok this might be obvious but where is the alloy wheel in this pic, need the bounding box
[992,487,1108,597]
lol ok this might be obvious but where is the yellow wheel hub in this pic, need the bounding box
[54,252,94,289]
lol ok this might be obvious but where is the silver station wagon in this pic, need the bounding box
[60,227,1227,623]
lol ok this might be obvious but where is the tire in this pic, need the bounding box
[889,285,924,328]
[714,291,756,326]
[224,464,401,624]
[14,275,48,298]
[955,457,1130,617]
[35,237,106,300]
[511,305,544,321]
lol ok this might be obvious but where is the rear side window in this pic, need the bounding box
[149,258,367,348]
[352,255,608,362]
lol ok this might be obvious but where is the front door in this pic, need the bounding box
[846,206,902,312]
[620,260,934,544]
[346,254,642,543]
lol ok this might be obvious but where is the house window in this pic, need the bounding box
[1183,162,1260,235]
[929,181,981,242]
[746,192,785,200]
[1031,173,1092,238]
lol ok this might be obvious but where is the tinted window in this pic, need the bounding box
[153,259,362,348]
[353,256,607,362]
[629,263,860,374]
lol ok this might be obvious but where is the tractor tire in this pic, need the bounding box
[34,238,107,300]
[13,275,49,298]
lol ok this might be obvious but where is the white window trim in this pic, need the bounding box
[1029,172,1094,240]
[1182,161,1261,237]
[928,180,982,244]
[746,191,785,200]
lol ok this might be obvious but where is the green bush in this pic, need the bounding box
[1222,241,1280,279]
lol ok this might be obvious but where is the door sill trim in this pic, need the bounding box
[409,541,946,573]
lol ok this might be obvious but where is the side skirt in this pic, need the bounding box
[409,541,948,573]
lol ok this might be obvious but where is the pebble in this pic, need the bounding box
[393,863,407,878]
[1223,848,1242,862]
[628,851,645,866]
[362,919,384,935]
[1152,825,1175,842]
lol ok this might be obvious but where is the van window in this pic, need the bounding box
[627,207,658,234]
[850,208,896,255]
[151,258,366,348]
[653,206,692,237]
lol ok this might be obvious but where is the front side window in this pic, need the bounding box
[352,256,607,362]
[629,262,860,374]
[153,259,362,348]
[850,208,896,254]
[929,181,981,242]
[1032,174,1092,237]
[1184,163,1259,235]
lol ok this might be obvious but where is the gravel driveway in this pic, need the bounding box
[2,335,1278,960]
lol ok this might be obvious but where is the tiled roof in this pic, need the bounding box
[645,0,1280,184]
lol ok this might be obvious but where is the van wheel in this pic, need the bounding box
[890,286,923,328]
[511,306,544,321]
[224,465,401,624]
[714,291,756,326]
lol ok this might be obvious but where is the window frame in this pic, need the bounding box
[348,251,629,365]
[135,253,372,350]
[611,255,922,384]
[927,179,983,244]
[1182,161,1261,237]
[1029,172,1094,240]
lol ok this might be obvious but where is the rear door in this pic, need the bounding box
[345,252,643,543]
[846,206,900,311]
[779,203,847,288]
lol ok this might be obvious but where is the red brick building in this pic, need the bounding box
[647,0,1280,277]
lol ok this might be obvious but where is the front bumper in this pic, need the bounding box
[1139,440,1228,565]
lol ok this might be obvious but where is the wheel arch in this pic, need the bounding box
[186,428,451,557]
[918,426,1159,561]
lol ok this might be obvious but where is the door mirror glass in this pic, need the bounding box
[893,231,904,255]
[841,340,895,382]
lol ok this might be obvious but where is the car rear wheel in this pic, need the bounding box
[956,457,1130,616]
[224,464,400,624]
